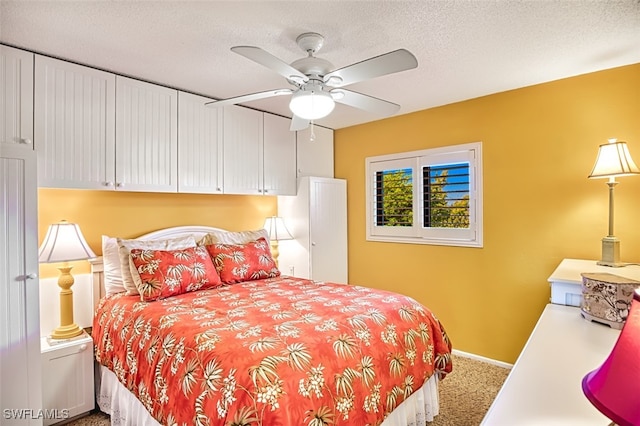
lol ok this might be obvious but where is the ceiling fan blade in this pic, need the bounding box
[205,89,293,108]
[290,115,310,131]
[333,89,401,116]
[231,46,308,84]
[323,49,418,87]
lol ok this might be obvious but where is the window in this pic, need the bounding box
[365,142,483,247]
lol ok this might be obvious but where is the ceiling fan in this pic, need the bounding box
[205,32,418,131]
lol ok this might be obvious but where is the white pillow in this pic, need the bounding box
[117,235,198,295]
[102,236,126,296]
[198,229,270,246]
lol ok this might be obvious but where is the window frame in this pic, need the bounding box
[365,142,483,248]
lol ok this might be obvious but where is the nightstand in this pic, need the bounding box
[40,331,95,425]
[548,258,640,307]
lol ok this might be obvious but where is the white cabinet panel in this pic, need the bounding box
[41,333,94,425]
[278,177,347,283]
[35,55,116,189]
[0,146,42,425]
[296,125,334,178]
[178,92,223,194]
[263,113,296,195]
[222,105,264,194]
[0,45,34,151]
[116,76,178,192]
[223,106,297,196]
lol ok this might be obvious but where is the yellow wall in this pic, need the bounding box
[334,63,640,363]
[38,189,276,278]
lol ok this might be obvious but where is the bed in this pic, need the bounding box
[90,225,452,426]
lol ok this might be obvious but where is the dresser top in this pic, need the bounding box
[481,304,620,425]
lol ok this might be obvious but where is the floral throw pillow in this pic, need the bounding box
[204,237,280,284]
[129,246,222,301]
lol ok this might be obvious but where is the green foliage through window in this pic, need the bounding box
[375,169,413,226]
[423,163,470,228]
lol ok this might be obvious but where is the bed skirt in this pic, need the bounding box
[96,364,440,425]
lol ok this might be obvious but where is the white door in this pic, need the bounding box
[115,76,178,192]
[263,113,296,196]
[310,178,348,283]
[0,45,34,151]
[222,105,263,195]
[0,145,42,425]
[177,92,223,194]
[35,55,116,189]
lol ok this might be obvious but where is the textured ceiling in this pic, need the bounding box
[1,1,640,130]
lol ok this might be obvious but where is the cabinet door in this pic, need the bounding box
[222,105,263,195]
[35,55,116,189]
[263,113,296,195]
[296,125,334,178]
[41,337,94,425]
[178,92,223,194]
[0,45,34,151]
[0,146,42,425]
[310,178,348,283]
[116,76,178,192]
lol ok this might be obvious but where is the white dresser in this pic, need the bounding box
[481,304,619,425]
[481,259,637,425]
[548,258,640,307]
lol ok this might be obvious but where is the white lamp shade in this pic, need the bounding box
[289,87,335,120]
[38,221,96,263]
[263,216,293,241]
[589,139,640,179]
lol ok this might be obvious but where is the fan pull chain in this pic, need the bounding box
[310,121,316,142]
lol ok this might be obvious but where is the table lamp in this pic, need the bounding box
[38,220,96,339]
[263,216,293,267]
[582,289,640,426]
[588,138,639,267]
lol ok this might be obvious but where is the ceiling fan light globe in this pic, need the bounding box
[289,90,335,120]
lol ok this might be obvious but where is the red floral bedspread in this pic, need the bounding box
[93,276,452,426]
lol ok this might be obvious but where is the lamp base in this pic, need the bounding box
[50,322,83,340]
[597,237,625,267]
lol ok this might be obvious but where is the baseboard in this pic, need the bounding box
[452,349,513,369]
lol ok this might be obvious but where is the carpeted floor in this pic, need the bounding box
[67,354,510,426]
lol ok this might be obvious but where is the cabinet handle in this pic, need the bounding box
[216,187,221,192]
[311,242,316,246]
[264,189,269,194]
[26,273,37,280]
[19,138,32,145]
[103,181,114,187]
[257,189,263,193]
[78,344,87,352]
[116,182,124,188]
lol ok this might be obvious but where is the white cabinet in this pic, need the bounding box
[0,145,43,425]
[296,125,334,178]
[41,332,94,425]
[263,113,296,195]
[34,61,177,192]
[278,177,348,283]
[548,259,640,307]
[223,106,296,195]
[115,76,178,192]
[177,92,223,194]
[222,105,263,194]
[35,55,116,189]
[0,45,34,151]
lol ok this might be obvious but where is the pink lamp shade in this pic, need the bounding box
[582,290,640,426]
